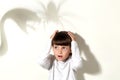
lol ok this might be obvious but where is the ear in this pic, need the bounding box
[69,53,72,56]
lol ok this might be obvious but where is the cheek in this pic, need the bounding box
[64,51,71,57]
[52,48,56,52]
[67,48,71,54]
[53,49,58,55]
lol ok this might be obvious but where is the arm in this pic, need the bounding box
[38,30,58,70]
[38,39,54,70]
[71,41,82,71]
[68,31,82,71]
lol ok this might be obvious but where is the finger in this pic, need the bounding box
[50,30,59,39]
[68,31,76,41]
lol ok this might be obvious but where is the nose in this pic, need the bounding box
[58,48,62,54]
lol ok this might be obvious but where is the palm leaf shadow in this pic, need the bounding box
[0,8,41,56]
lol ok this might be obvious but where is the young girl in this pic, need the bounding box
[39,30,82,80]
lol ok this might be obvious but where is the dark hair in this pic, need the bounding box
[52,31,72,46]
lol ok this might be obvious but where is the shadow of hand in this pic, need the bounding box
[75,33,101,80]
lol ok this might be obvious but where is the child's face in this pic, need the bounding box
[52,44,71,61]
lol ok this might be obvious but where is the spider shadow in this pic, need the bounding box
[0,8,41,56]
[37,0,69,28]
[37,0,86,31]
[75,34,102,80]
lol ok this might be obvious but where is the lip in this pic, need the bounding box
[57,55,63,58]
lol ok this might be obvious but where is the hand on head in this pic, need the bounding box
[50,30,58,39]
[67,31,76,41]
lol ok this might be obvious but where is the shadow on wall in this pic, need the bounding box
[36,0,70,28]
[76,34,101,80]
[0,8,41,56]
[0,1,101,80]
[0,0,67,56]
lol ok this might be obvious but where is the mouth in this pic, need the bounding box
[58,55,63,58]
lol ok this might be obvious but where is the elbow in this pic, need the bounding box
[72,60,83,71]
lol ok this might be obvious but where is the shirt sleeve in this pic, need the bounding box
[71,41,82,71]
[38,39,54,70]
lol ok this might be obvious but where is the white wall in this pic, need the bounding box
[0,0,120,80]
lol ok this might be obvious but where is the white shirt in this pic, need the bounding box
[38,39,82,80]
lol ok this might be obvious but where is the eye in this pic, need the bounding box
[62,46,67,50]
[54,45,58,49]
[54,46,57,49]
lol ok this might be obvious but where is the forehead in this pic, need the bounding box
[53,44,70,47]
